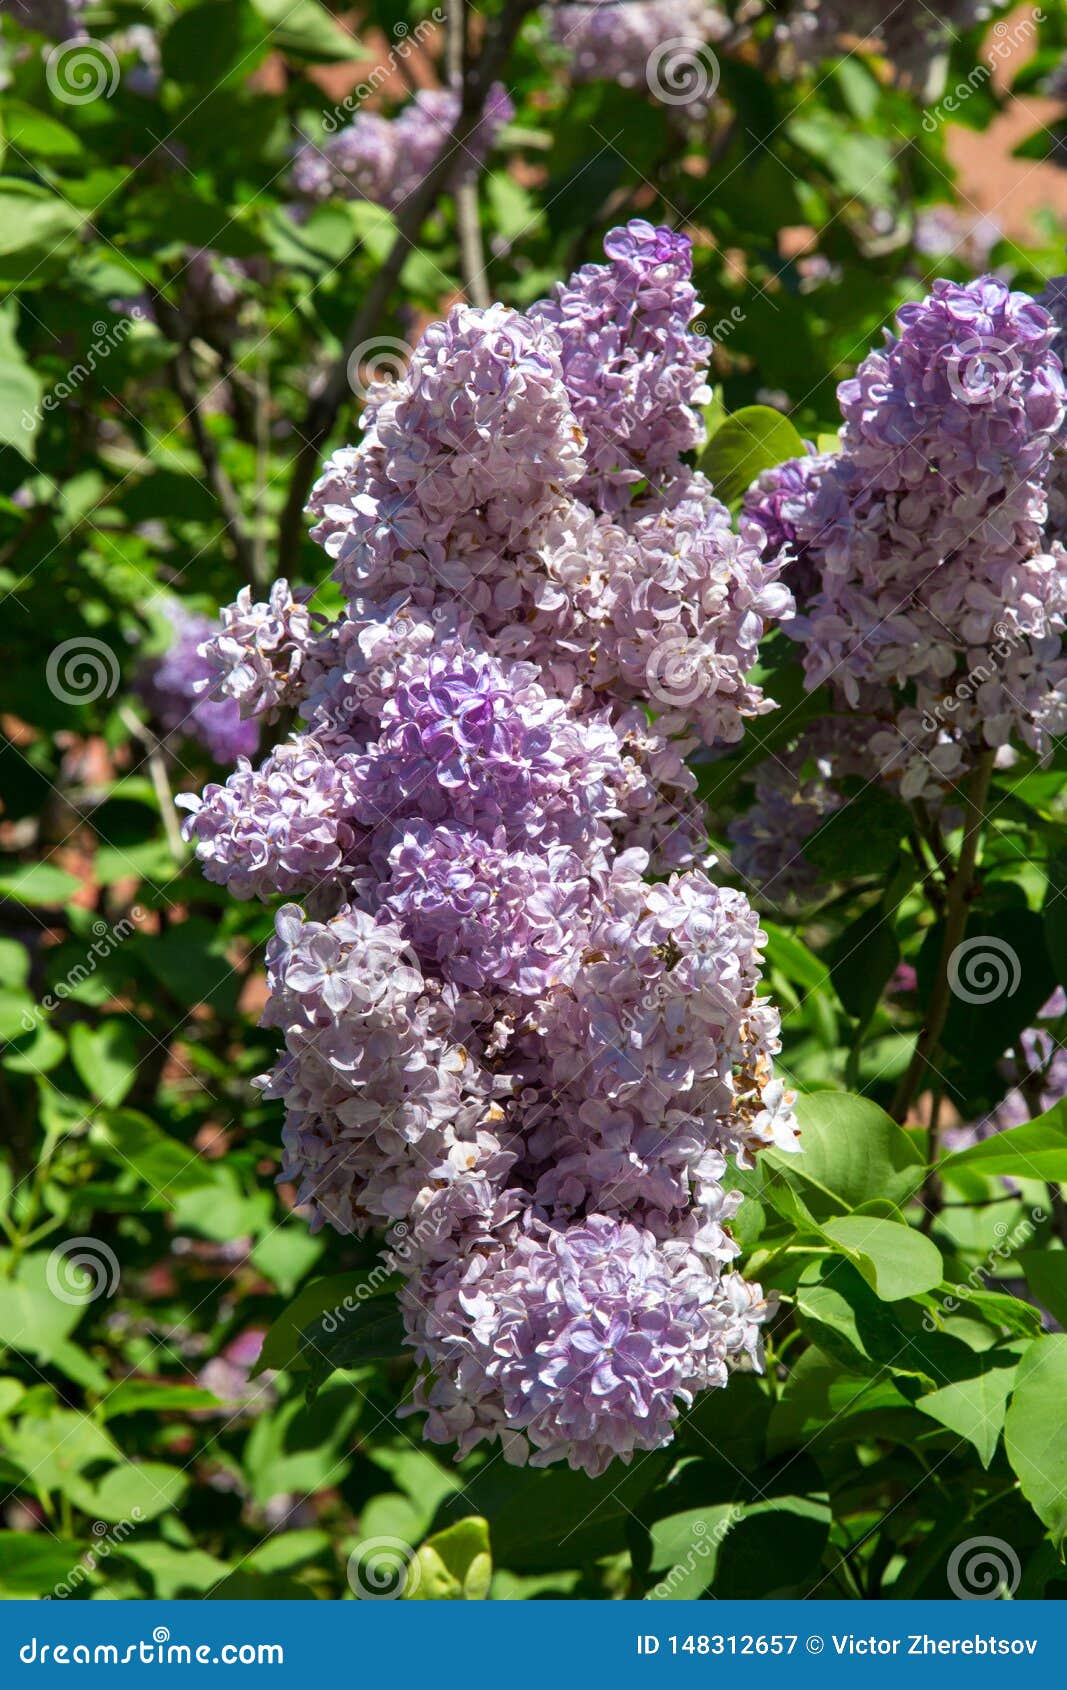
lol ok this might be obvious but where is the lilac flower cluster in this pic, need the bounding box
[182,222,797,1477]
[746,276,1067,805]
[136,604,259,766]
[5,0,87,37]
[291,86,514,214]
[775,0,989,89]
[549,0,727,113]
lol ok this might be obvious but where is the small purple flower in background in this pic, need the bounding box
[291,84,514,214]
[136,604,259,766]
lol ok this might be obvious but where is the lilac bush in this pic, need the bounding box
[747,275,1067,806]
[182,221,799,1477]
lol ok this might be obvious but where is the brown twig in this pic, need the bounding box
[448,0,491,308]
[276,0,538,572]
[164,330,259,588]
[119,704,185,861]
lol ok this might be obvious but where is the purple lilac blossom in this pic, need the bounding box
[530,220,712,508]
[291,85,514,214]
[136,605,259,766]
[4,0,87,36]
[753,277,1067,803]
[550,0,728,115]
[181,223,798,1477]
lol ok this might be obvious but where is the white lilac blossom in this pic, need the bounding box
[181,223,798,1477]
[196,580,325,722]
[291,85,514,214]
[752,276,1067,803]
[136,604,258,766]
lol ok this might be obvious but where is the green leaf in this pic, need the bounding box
[120,1541,231,1599]
[254,1271,396,1376]
[407,1517,492,1600]
[821,1215,944,1300]
[243,1385,361,1505]
[697,406,805,506]
[0,862,81,905]
[250,1224,324,1297]
[0,101,82,162]
[768,1092,926,1219]
[0,1533,83,1597]
[1042,848,1067,989]
[830,902,900,1027]
[804,784,910,880]
[916,1351,1019,1468]
[0,180,83,279]
[72,1461,188,1524]
[1017,1250,1067,1329]
[161,0,266,86]
[1005,1334,1067,1549]
[787,110,897,209]
[100,1382,223,1419]
[91,1110,216,1201]
[940,1099,1067,1181]
[305,1296,407,1390]
[925,908,1055,1074]
[249,0,357,60]
[70,1019,141,1106]
[0,1250,84,1362]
